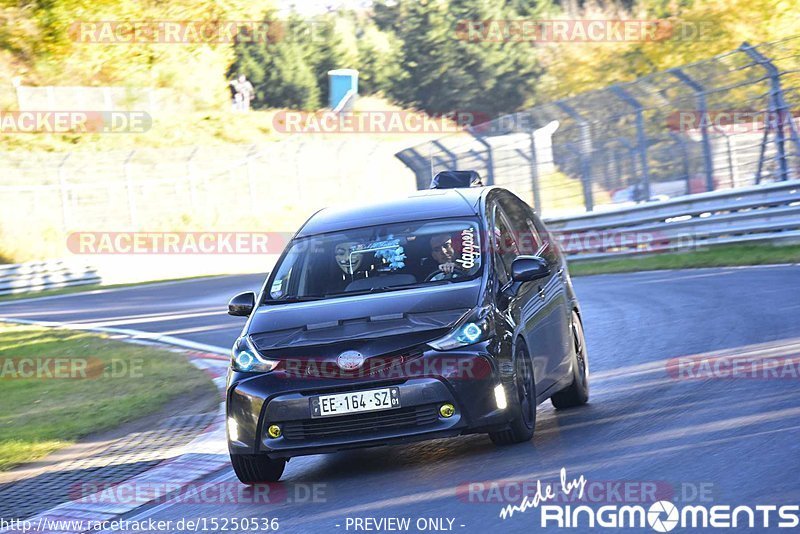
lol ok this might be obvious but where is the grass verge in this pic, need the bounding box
[569,244,800,276]
[0,323,218,471]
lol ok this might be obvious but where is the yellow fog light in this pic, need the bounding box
[439,403,455,418]
[267,424,282,438]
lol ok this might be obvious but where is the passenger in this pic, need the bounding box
[334,242,362,275]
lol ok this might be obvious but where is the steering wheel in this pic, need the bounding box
[424,269,460,282]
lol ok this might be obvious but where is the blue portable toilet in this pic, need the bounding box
[328,69,358,110]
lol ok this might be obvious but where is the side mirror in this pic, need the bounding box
[228,291,256,317]
[511,255,550,283]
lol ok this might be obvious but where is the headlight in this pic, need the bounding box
[428,306,494,351]
[231,336,279,373]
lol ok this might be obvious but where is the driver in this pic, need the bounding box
[428,233,459,279]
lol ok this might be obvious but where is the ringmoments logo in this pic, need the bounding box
[498,469,800,531]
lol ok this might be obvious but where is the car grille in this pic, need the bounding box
[281,405,439,440]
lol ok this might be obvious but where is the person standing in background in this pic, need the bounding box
[229,74,255,112]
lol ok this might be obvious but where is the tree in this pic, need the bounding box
[355,21,404,95]
[387,0,542,116]
[229,12,321,110]
[308,14,359,105]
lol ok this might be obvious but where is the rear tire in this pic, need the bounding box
[230,454,286,484]
[551,311,589,409]
[489,341,536,445]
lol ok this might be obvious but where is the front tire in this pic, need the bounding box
[551,311,589,409]
[230,454,286,483]
[489,341,536,445]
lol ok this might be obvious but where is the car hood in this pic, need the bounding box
[247,279,481,357]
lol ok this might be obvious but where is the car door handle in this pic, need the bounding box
[538,285,546,300]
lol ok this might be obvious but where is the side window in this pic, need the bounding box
[492,204,520,282]
[529,213,560,264]
[490,204,508,285]
[498,194,542,255]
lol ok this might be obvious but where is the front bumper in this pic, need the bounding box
[226,347,513,459]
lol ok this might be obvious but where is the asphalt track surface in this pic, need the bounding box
[2,265,799,533]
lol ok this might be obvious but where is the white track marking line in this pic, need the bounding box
[0,275,247,307]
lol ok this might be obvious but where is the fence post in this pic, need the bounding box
[669,132,692,194]
[467,127,495,186]
[528,129,542,214]
[740,42,800,181]
[432,140,458,170]
[123,150,138,227]
[712,126,737,187]
[754,100,773,184]
[394,148,434,189]
[670,68,715,192]
[609,85,651,202]
[555,101,594,211]
[57,153,71,230]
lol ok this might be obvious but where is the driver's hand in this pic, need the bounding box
[439,262,456,274]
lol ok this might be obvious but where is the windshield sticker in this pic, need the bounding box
[346,236,407,271]
[456,227,480,270]
[270,279,283,297]
[371,237,406,270]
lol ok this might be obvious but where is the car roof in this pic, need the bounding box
[296,187,489,237]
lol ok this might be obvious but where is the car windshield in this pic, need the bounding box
[266,218,483,301]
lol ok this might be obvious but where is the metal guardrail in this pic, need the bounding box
[0,261,100,296]
[546,180,800,261]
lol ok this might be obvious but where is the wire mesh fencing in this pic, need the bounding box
[0,138,415,261]
[395,37,800,217]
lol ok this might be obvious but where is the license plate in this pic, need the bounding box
[310,387,400,418]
